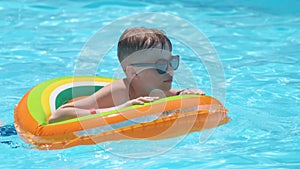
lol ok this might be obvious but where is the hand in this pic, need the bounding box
[119,96,160,108]
[177,88,205,95]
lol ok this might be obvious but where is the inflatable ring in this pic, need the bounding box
[14,76,230,150]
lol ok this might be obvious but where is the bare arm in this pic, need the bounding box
[48,96,159,123]
[48,105,121,123]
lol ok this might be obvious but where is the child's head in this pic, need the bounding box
[117,27,178,93]
[117,27,172,65]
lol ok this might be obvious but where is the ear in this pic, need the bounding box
[125,65,137,78]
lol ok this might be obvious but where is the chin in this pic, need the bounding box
[161,84,172,91]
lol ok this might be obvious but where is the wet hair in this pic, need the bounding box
[117,27,172,62]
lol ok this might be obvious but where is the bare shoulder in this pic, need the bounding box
[93,79,128,107]
[95,79,127,95]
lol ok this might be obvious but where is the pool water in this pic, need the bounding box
[1,0,300,168]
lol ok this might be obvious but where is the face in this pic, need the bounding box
[125,45,179,93]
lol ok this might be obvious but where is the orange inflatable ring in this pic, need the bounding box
[14,76,230,150]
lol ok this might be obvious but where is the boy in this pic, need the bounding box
[49,27,204,123]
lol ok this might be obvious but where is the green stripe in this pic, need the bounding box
[55,86,103,109]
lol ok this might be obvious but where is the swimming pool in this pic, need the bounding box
[1,0,300,168]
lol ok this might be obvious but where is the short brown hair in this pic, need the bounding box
[117,27,172,62]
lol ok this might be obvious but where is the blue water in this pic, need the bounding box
[1,0,300,168]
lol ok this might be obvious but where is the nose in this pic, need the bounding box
[166,63,174,76]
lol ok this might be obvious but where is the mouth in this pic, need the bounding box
[164,78,173,83]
